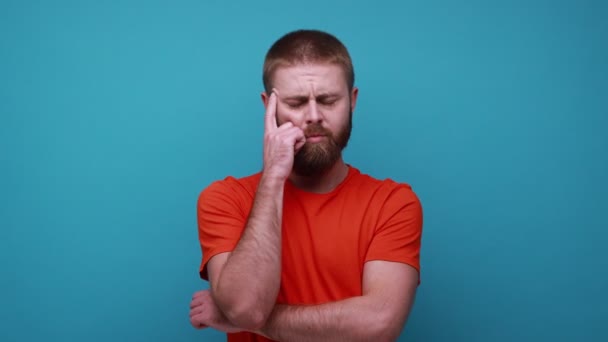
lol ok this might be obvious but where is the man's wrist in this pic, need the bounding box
[259,172,286,192]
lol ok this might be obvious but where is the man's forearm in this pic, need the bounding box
[213,175,284,328]
[257,296,402,342]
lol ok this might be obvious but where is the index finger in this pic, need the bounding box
[265,90,278,132]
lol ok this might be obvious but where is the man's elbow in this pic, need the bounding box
[212,283,274,330]
[370,312,406,342]
[223,305,269,330]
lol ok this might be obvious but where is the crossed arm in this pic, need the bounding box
[255,259,418,342]
[192,252,419,342]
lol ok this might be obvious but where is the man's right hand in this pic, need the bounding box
[262,89,306,181]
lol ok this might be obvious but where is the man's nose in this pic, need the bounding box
[305,100,322,124]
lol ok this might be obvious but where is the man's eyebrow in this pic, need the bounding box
[283,93,341,101]
[316,93,341,101]
[283,95,308,102]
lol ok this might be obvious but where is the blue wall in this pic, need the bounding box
[1,0,606,341]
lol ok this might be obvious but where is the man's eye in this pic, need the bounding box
[321,100,336,106]
[287,102,304,108]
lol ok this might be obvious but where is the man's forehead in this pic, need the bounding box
[274,63,344,79]
[273,64,347,95]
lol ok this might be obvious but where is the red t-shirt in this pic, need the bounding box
[197,165,423,341]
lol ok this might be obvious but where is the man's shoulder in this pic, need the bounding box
[347,166,422,218]
[346,166,420,207]
[198,171,262,204]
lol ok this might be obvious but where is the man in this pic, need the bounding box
[189,29,423,342]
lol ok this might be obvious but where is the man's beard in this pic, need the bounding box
[293,111,352,177]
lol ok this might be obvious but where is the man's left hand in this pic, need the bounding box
[189,289,243,333]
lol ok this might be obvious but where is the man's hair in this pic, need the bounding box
[262,29,355,93]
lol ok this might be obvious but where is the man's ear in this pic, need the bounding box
[350,86,359,113]
[261,91,269,109]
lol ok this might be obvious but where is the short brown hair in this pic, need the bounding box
[262,29,355,93]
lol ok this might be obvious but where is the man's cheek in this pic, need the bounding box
[276,111,299,127]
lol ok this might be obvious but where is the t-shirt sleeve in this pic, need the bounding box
[197,179,248,281]
[365,184,423,280]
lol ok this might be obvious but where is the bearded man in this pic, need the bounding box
[190,29,423,342]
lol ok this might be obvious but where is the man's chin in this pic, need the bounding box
[293,156,341,177]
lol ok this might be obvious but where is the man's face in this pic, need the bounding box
[263,63,358,177]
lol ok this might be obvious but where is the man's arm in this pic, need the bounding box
[257,260,419,342]
[204,90,305,330]
[208,175,283,329]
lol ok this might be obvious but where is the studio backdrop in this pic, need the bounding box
[1,0,606,341]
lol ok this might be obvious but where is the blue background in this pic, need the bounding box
[1,0,607,341]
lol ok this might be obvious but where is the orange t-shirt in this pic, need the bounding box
[197,165,423,342]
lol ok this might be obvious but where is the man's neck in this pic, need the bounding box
[287,158,349,194]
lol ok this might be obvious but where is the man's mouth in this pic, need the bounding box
[306,135,326,142]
